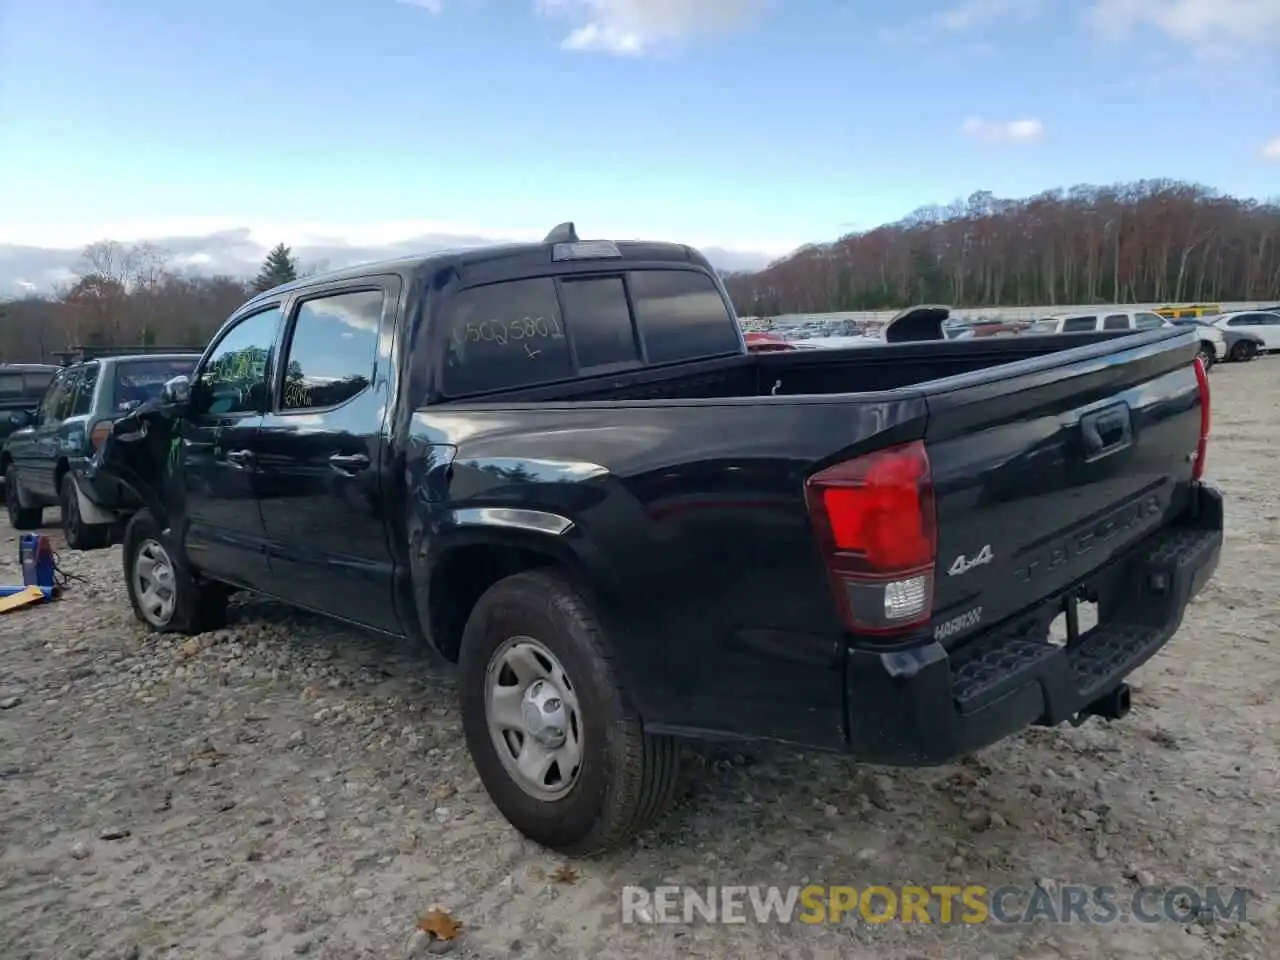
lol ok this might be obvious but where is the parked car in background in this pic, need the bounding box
[0,364,61,488]
[2,354,199,547]
[743,331,796,352]
[1207,311,1280,353]
[1027,310,1224,368]
[1169,318,1263,363]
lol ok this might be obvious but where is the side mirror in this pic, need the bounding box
[161,375,192,406]
[8,410,31,428]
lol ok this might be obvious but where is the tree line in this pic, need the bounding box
[722,180,1280,316]
[0,242,302,364]
[3,179,1279,363]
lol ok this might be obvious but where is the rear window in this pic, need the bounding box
[112,358,197,410]
[1061,316,1098,332]
[441,269,738,396]
[629,270,739,364]
[0,371,56,398]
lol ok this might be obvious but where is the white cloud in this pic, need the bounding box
[934,0,1041,31]
[0,217,784,295]
[1263,137,1280,162]
[540,0,765,54]
[1087,0,1280,47]
[960,117,1046,142]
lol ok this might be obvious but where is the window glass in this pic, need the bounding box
[281,290,382,410]
[72,364,99,415]
[40,371,75,424]
[1061,316,1098,332]
[1103,314,1130,330]
[112,358,197,411]
[1227,316,1252,327]
[442,279,574,395]
[197,307,282,415]
[558,277,638,368]
[629,270,740,363]
[1026,320,1058,334]
[1135,313,1166,329]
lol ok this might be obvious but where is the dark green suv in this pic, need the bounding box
[2,355,197,547]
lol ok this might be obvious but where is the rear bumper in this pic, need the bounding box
[844,483,1223,765]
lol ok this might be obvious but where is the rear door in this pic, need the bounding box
[922,329,1203,648]
[255,281,399,631]
[28,368,78,498]
[1224,313,1279,348]
[1102,313,1132,331]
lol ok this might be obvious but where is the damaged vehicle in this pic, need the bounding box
[86,225,1222,856]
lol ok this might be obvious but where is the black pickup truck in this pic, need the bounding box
[86,225,1223,855]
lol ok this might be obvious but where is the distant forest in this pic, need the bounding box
[2,180,1279,363]
[722,180,1280,316]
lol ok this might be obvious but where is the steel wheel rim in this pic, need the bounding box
[484,636,583,801]
[133,538,177,626]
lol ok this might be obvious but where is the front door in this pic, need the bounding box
[177,304,283,587]
[255,282,400,632]
[1226,313,1280,349]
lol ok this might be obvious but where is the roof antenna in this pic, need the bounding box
[544,222,579,243]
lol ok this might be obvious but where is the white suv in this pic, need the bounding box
[1027,309,1225,368]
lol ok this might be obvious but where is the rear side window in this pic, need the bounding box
[1061,316,1098,332]
[630,270,739,364]
[1103,314,1130,330]
[113,358,197,410]
[443,278,575,395]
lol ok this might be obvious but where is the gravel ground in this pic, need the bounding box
[1,360,1277,960]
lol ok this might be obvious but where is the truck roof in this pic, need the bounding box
[241,229,709,311]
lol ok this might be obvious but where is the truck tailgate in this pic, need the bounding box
[922,328,1205,647]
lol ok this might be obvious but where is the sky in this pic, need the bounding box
[1,0,1278,294]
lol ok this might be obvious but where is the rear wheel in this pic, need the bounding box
[59,474,110,550]
[5,466,43,530]
[458,569,680,856]
[1230,340,1257,362]
[123,509,228,634]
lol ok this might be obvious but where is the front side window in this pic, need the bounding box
[196,306,282,415]
[40,370,75,425]
[1135,312,1166,329]
[280,290,382,410]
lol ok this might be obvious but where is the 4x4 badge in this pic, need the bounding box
[948,545,993,576]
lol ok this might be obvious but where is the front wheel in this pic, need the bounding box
[1198,343,1216,370]
[458,569,680,856]
[122,509,228,634]
[6,466,43,530]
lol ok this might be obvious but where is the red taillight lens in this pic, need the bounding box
[1191,355,1210,481]
[804,440,937,637]
[90,421,112,450]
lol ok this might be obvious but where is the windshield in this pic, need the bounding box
[112,358,197,410]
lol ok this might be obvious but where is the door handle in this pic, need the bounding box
[329,453,371,474]
[225,449,255,467]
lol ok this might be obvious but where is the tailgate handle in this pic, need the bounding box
[1082,406,1132,460]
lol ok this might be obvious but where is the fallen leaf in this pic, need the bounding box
[417,907,462,941]
[549,864,579,885]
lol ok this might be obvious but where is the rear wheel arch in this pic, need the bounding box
[421,527,621,663]
[53,457,70,490]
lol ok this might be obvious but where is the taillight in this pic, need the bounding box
[89,421,112,451]
[804,440,936,637]
[1191,355,1210,481]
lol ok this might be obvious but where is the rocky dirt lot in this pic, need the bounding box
[2,360,1278,960]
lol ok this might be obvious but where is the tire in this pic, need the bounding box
[122,509,228,634]
[59,474,110,550]
[5,465,43,530]
[1230,341,1257,362]
[1197,343,1215,371]
[458,569,680,856]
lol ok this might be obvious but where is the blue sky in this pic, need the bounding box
[1,0,1278,288]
